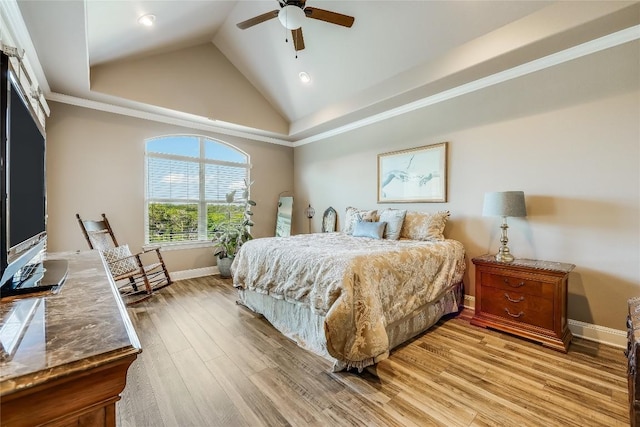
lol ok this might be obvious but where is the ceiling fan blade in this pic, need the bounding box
[304,7,354,28]
[236,10,279,29]
[291,28,305,51]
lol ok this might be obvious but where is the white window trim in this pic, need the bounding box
[143,240,215,252]
[144,135,250,247]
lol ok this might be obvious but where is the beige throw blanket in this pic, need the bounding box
[232,233,465,369]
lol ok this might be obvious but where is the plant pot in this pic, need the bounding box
[217,256,234,278]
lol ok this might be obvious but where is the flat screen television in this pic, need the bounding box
[0,52,51,294]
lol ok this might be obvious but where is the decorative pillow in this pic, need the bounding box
[88,231,115,251]
[378,209,407,240]
[400,210,450,241]
[342,207,378,234]
[352,221,386,239]
[102,244,139,276]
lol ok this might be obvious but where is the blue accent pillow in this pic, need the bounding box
[352,221,386,239]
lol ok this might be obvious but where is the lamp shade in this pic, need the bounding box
[483,191,527,217]
[278,5,306,29]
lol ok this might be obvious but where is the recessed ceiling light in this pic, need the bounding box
[138,14,156,27]
[299,71,311,84]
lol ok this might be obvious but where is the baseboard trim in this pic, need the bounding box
[170,266,218,281]
[567,319,626,349]
[463,294,475,310]
[463,295,626,349]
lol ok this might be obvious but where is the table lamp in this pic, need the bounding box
[483,191,527,262]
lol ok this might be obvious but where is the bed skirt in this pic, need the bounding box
[237,281,464,371]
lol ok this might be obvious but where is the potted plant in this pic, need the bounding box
[211,180,256,278]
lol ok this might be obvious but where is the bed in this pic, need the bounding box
[232,209,466,371]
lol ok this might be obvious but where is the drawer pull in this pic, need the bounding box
[505,308,524,318]
[503,278,525,288]
[504,293,524,303]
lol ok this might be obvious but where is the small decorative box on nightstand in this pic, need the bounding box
[470,254,575,352]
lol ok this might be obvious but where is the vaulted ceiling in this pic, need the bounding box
[13,0,640,144]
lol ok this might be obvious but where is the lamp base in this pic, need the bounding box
[495,250,515,263]
[495,217,515,262]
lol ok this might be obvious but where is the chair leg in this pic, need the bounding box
[129,277,138,292]
[134,255,154,295]
[121,290,153,306]
[155,249,172,286]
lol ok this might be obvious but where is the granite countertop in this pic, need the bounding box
[0,250,141,396]
[472,254,576,274]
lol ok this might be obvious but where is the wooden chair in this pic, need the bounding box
[76,213,172,305]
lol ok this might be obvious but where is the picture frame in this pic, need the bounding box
[377,142,448,203]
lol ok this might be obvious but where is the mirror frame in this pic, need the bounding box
[275,196,294,237]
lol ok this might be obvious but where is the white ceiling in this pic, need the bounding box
[12,0,638,143]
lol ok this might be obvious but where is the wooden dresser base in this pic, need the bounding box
[471,311,572,352]
[1,351,137,426]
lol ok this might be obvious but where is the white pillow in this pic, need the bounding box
[102,245,139,276]
[352,221,386,239]
[378,209,407,240]
[343,207,378,234]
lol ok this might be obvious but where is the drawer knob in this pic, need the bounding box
[503,278,525,288]
[505,308,524,318]
[504,293,524,303]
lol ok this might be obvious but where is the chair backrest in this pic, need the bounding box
[76,213,120,251]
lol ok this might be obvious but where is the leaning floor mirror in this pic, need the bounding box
[275,196,293,237]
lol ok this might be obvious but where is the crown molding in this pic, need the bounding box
[46,92,294,147]
[293,24,640,147]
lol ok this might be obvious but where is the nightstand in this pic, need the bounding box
[470,254,575,352]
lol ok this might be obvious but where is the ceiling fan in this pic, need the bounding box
[236,0,355,52]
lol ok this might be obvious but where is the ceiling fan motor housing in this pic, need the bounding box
[278,5,306,29]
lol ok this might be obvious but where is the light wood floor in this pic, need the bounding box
[118,276,629,427]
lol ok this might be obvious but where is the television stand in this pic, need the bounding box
[0,259,68,298]
[1,250,141,427]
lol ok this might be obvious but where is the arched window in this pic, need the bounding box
[145,135,250,245]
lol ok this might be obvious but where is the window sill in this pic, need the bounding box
[143,241,214,252]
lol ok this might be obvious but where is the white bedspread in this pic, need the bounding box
[232,232,465,368]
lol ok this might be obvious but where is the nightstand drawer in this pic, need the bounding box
[479,287,554,330]
[482,272,554,298]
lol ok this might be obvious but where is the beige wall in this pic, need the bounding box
[293,41,639,330]
[90,43,288,135]
[45,102,293,273]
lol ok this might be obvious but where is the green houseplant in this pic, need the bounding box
[212,180,256,278]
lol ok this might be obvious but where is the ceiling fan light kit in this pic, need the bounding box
[236,0,354,52]
[278,5,305,30]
